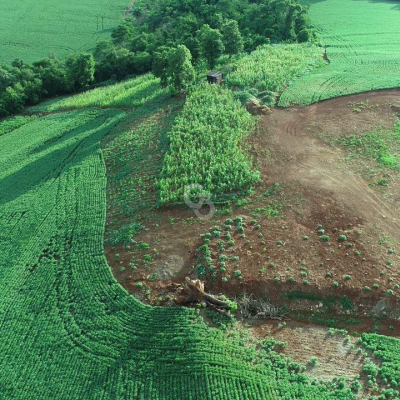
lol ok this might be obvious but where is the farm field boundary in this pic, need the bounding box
[0,108,358,399]
[0,0,129,64]
[280,0,400,106]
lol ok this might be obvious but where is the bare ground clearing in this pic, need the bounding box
[105,90,400,336]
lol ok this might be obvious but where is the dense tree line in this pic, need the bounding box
[0,55,95,117]
[0,0,314,117]
[100,0,314,81]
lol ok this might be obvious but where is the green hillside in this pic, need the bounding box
[2,0,400,398]
[280,0,400,105]
[0,102,361,399]
[0,0,129,64]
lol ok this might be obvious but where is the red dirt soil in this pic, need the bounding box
[106,89,400,330]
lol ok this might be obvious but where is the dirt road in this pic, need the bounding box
[255,89,400,240]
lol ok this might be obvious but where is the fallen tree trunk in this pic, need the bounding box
[176,278,288,321]
[203,293,231,309]
[176,278,232,316]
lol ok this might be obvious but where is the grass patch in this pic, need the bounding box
[284,292,324,301]
[285,293,355,312]
[225,44,324,106]
[30,74,170,112]
[294,311,361,329]
[335,122,400,171]
[0,115,37,137]
[103,95,181,235]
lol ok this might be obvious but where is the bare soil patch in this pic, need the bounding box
[105,89,400,332]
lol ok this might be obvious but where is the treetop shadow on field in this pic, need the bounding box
[305,0,400,11]
[29,113,107,155]
[351,0,400,10]
[80,304,220,398]
[0,112,120,206]
[29,78,168,112]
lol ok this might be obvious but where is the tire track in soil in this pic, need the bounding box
[258,90,400,240]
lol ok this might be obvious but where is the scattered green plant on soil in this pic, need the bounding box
[106,223,146,247]
[307,357,318,367]
[334,122,400,171]
[264,183,281,197]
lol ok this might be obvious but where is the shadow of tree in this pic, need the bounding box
[0,110,123,206]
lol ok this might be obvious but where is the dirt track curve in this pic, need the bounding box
[255,89,400,242]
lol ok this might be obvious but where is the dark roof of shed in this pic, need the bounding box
[207,70,223,77]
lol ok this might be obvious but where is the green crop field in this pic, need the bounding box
[0,0,129,65]
[225,44,324,105]
[3,0,400,398]
[29,74,169,113]
[280,0,400,106]
[160,84,259,205]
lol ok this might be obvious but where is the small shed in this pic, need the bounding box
[207,70,224,85]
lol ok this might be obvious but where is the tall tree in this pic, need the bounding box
[33,56,67,97]
[0,83,26,116]
[152,46,171,87]
[112,21,135,46]
[198,25,225,68]
[166,45,196,93]
[66,54,95,91]
[222,20,244,57]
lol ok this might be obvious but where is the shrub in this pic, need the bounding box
[307,357,318,367]
[233,270,242,278]
[143,254,153,262]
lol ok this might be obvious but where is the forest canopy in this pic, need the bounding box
[121,0,314,51]
[0,0,315,117]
